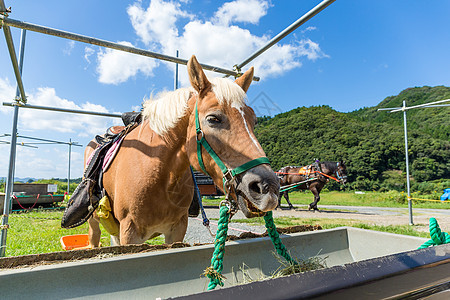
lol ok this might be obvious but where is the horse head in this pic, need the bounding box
[186,55,279,218]
[336,160,348,185]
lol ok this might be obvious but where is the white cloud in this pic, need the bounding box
[63,40,75,55]
[23,87,113,136]
[0,78,114,137]
[84,46,95,65]
[214,0,270,26]
[9,146,85,179]
[94,0,328,86]
[127,0,191,47]
[96,41,159,84]
[0,77,16,113]
[302,26,317,33]
[296,39,329,61]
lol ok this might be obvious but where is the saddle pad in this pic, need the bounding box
[298,165,312,176]
[102,137,124,171]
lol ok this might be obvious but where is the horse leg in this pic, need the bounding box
[308,188,320,212]
[119,217,144,245]
[277,193,282,208]
[285,192,294,210]
[88,216,101,248]
[164,214,188,244]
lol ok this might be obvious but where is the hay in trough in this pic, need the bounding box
[234,251,328,286]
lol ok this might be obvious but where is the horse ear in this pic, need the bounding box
[187,55,211,93]
[235,67,254,93]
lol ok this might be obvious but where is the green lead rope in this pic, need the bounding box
[418,218,450,249]
[264,211,295,264]
[205,208,295,290]
[205,204,230,290]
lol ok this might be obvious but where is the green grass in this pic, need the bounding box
[5,209,164,257]
[203,191,450,209]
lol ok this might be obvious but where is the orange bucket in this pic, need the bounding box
[60,234,90,250]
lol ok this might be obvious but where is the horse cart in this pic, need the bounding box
[193,171,223,197]
[0,183,64,212]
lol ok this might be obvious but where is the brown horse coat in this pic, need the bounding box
[85,56,279,246]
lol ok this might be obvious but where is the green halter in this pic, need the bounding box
[194,100,270,193]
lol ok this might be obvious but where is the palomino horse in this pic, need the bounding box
[277,161,347,211]
[85,55,279,246]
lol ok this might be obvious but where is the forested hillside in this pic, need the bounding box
[350,86,450,140]
[255,86,450,191]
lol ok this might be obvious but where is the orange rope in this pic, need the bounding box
[314,171,340,182]
[275,170,340,182]
[13,194,40,210]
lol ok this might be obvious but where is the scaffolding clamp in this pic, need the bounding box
[13,95,27,105]
[232,65,243,78]
[0,6,11,17]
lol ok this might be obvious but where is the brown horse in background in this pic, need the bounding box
[277,161,347,211]
[85,56,279,246]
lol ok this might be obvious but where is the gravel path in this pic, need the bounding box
[184,205,450,244]
[184,209,267,244]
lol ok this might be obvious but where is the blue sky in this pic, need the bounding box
[1,0,450,180]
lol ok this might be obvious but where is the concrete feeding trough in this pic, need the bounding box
[0,227,448,299]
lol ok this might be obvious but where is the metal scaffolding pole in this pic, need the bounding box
[174,50,179,90]
[0,15,259,81]
[2,102,123,118]
[67,139,72,195]
[402,101,413,225]
[0,27,26,257]
[377,98,450,226]
[1,134,82,195]
[0,2,27,103]
[228,0,336,75]
[2,134,83,147]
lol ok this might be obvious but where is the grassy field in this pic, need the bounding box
[5,209,164,257]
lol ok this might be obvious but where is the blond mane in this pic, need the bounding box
[142,77,247,136]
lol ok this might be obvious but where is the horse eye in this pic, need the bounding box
[206,115,221,124]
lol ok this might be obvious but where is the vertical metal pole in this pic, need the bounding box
[1,29,26,257]
[403,101,413,225]
[67,139,72,194]
[174,50,179,90]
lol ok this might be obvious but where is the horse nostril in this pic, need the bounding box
[249,181,262,194]
[249,181,270,195]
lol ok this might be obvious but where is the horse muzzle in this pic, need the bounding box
[235,164,280,218]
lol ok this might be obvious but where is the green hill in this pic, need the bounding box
[349,86,450,140]
[255,86,450,191]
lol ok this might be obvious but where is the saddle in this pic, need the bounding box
[61,112,140,229]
